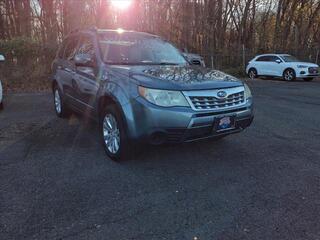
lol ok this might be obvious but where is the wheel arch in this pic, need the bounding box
[283,67,296,75]
[248,67,257,73]
[248,67,258,77]
[52,79,58,91]
[51,79,63,94]
[98,94,131,137]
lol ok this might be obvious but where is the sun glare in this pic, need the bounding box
[110,0,132,10]
[117,28,124,34]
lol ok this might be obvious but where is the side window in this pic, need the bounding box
[76,35,97,77]
[64,37,79,60]
[270,56,281,62]
[77,36,95,57]
[256,56,269,62]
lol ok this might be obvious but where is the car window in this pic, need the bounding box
[256,56,270,62]
[269,56,281,62]
[281,55,300,62]
[99,32,187,65]
[77,35,95,57]
[256,55,278,62]
[64,36,79,60]
[76,35,96,77]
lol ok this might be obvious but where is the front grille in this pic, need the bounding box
[184,86,246,111]
[308,67,319,74]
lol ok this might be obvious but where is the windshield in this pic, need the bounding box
[281,55,300,62]
[98,32,187,65]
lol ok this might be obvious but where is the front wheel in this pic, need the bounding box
[100,105,131,161]
[283,69,296,81]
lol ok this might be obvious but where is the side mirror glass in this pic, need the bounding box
[74,53,94,67]
[0,54,5,62]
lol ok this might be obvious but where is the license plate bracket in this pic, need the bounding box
[214,116,236,132]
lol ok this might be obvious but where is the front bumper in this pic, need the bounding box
[124,97,254,144]
[297,68,319,78]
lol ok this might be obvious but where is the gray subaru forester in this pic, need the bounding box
[51,28,254,160]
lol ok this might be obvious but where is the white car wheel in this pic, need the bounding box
[283,69,296,81]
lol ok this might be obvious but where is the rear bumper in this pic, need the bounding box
[123,96,254,144]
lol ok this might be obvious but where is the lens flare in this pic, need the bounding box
[110,0,132,9]
[117,28,124,34]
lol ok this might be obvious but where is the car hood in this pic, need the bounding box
[109,65,243,90]
[294,62,319,67]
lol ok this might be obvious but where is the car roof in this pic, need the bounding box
[97,29,158,37]
[255,53,291,58]
[67,28,159,39]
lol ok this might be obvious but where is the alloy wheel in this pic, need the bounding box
[103,114,121,154]
[249,70,256,80]
[284,70,294,81]
[54,89,62,114]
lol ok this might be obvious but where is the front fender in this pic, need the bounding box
[96,81,138,139]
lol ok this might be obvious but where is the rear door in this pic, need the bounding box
[73,34,100,115]
[255,55,279,76]
[60,36,79,102]
[255,56,270,75]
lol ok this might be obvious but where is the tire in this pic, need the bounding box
[303,78,313,82]
[100,105,131,161]
[283,69,296,81]
[248,68,258,80]
[53,85,70,118]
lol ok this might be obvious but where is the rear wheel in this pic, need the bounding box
[248,68,257,80]
[53,85,70,118]
[283,69,296,81]
[303,78,313,82]
[100,105,131,161]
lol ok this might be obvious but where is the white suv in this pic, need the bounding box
[246,54,319,81]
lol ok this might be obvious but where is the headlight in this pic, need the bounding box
[297,65,308,68]
[138,86,190,107]
[244,83,252,100]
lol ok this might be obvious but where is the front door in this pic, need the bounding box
[74,34,100,116]
[268,55,283,76]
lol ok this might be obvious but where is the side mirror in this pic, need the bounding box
[74,53,94,67]
[0,54,5,62]
[276,59,282,64]
[190,59,201,66]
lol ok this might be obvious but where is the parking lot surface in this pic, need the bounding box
[1,79,320,240]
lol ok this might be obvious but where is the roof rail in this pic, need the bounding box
[68,27,98,35]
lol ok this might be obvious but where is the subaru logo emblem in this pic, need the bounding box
[217,91,227,98]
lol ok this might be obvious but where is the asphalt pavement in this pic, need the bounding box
[1,78,320,240]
